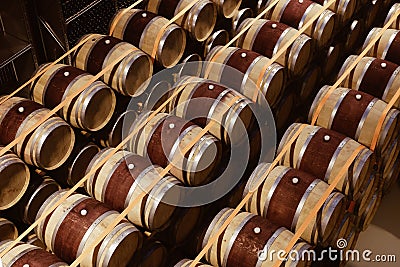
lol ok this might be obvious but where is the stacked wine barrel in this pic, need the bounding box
[0,0,398,266]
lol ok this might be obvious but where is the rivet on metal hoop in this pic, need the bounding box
[18,107,25,113]
[355,94,362,100]
[64,71,70,77]
[254,227,261,234]
[324,135,330,142]
[142,12,147,17]
[208,84,214,90]
[169,123,175,129]
[23,265,30,267]
[271,23,277,29]
[381,62,387,68]
[105,39,111,44]
[299,0,303,3]
[128,164,135,170]
[241,52,247,58]
[80,209,88,216]
[292,177,299,184]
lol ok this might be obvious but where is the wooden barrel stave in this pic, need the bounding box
[211,0,242,18]
[73,33,153,97]
[0,218,18,241]
[382,136,400,185]
[232,8,253,34]
[203,30,230,58]
[236,18,312,76]
[309,86,400,152]
[147,0,217,41]
[0,149,30,210]
[49,132,101,187]
[205,46,286,107]
[278,123,374,196]
[355,189,382,231]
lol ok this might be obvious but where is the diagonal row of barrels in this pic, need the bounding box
[182,1,400,267]
[0,0,398,267]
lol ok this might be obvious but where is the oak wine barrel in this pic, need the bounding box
[300,65,321,101]
[203,30,230,58]
[364,0,382,29]
[264,0,336,47]
[0,148,30,210]
[85,148,181,230]
[0,240,67,266]
[383,154,400,193]
[384,3,400,29]
[363,28,400,66]
[35,191,142,267]
[311,0,356,25]
[169,76,256,145]
[309,86,400,152]
[343,20,363,53]
[73,34,153,96]
[156,206,203,246]
[111,9,186,68]
[352,170,377,217]
[128,111,222,186]
[26,233,47,250]
[355,189,382,231]
[272,90,295,134]
[175,54,203,81]
[49,132,100,187]
[4,173,60,225]
[244,163,346,245]
[140,81,172,113]
[129,239,167,267]
[175,259,213,267]
[381,136,400,188]
[30,63,116,131]
[0,97,75,170]
[0,218,18,241]
[92,110,137,148]
[278,123,375,196]
[339,56,400,108]
[236,18,312,76]
[205,46,286,106]
[211,0,242,18]
[321,44,342,79]
[202,208,313,267]
[326,212,354,247]
[232,8,253,34]
[147,0,217,41]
